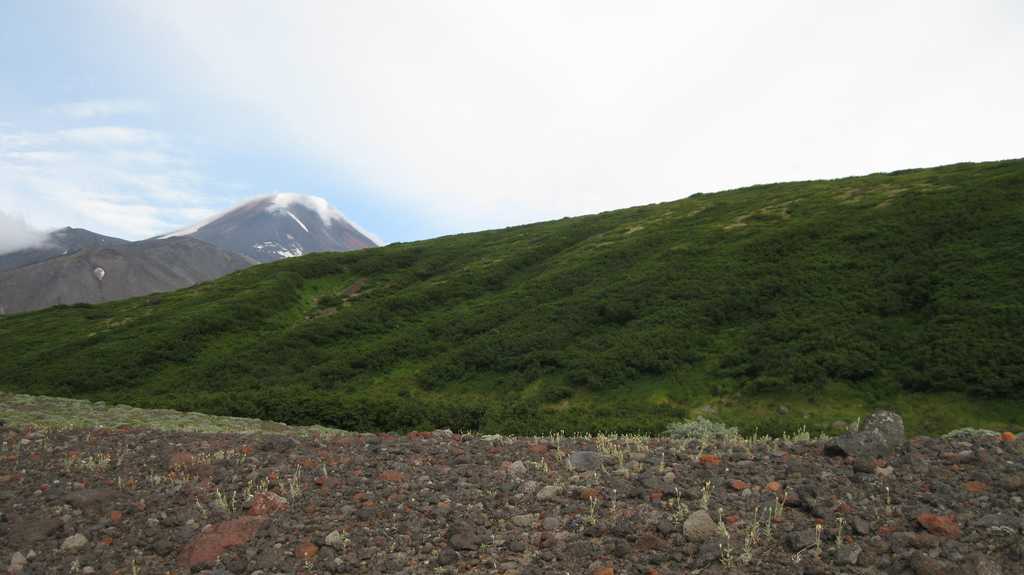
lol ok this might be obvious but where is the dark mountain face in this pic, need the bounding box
[0,228,129,272]
[160,194,378,263]
[0,237,253,315]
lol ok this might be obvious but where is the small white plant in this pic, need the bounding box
[700,480,712,511]
[288,466,303,498]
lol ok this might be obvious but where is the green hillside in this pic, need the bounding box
[2,159,1023,435]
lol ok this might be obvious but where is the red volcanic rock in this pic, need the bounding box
[295,541,319,560]
[728,479,750,491]
[917,513,960,538]
[248,491,289,517]
[379,470,406,482]
[179,516,266,568]
[965,481,988,493]
[698,454,721,465]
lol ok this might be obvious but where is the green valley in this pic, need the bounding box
[2,159,1023,436]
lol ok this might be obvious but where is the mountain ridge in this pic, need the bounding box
[0,237,253,314]
[0,194,378,314]
[0,227,129,272]
[158,193,379,262]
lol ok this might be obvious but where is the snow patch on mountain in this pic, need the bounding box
[253,241,304,259]
[282,210,309,233]
[266,193,382,246]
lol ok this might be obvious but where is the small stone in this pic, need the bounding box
[784,529,819,552]
[537,485,562,501]
[728,479,750,491]
[9,552,27,574]
[968,554,1004,575]
[542,515,561,530]
[682,510,717,542]
[449,530,480,551]
[696,540,722,566]
[965,481,988,493]
[325,530,346,549]
[436,548,458,565]
[698,454,721,465]
[875,465,895,478]
[295,541,318,560]
[567,451,603,471]
[511,513,538,527]
[248,492,289,517]
[508,460,528,476]
[61,533,89,551]
[835,543,861,565]
[911,553,952,575]
[917,513,960,538]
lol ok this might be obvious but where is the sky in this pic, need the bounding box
[1,1,1022,252]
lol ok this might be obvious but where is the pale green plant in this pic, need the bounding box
[586,496,599,526]
[700,480,712,511]
[288,466,303,498]
[666,417,740,442]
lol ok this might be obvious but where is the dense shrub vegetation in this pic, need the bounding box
[2,159,1023,435]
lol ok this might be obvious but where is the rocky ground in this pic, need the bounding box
[1,413,1022,574]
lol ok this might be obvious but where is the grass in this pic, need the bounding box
[0,392,346,436]
[1,158,1023,436]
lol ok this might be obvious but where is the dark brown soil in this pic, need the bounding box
[1,423,1022,574]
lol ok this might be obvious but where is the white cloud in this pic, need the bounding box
[50,99,151,119]
[0,123,218,239]
[119,0,1024,234]
[58,126,160,146]
[0,210,49,254]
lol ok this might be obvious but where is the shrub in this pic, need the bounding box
[665,417,740,442]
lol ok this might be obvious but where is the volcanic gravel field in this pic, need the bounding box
[1,421,1022,574]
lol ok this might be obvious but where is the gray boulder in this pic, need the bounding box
[567,450,603,472]
[825,410,905,459]
[683,510,718,542]
[784,528,819,552]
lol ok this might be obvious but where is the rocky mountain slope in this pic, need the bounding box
[0,195,377,314]
[0,237,253,314]
[0,407,1020,574]
[159,193,378,263]
[0,227,128,272]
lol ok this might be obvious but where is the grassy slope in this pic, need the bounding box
[2,159,1023,436]
[0,392,343,436]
